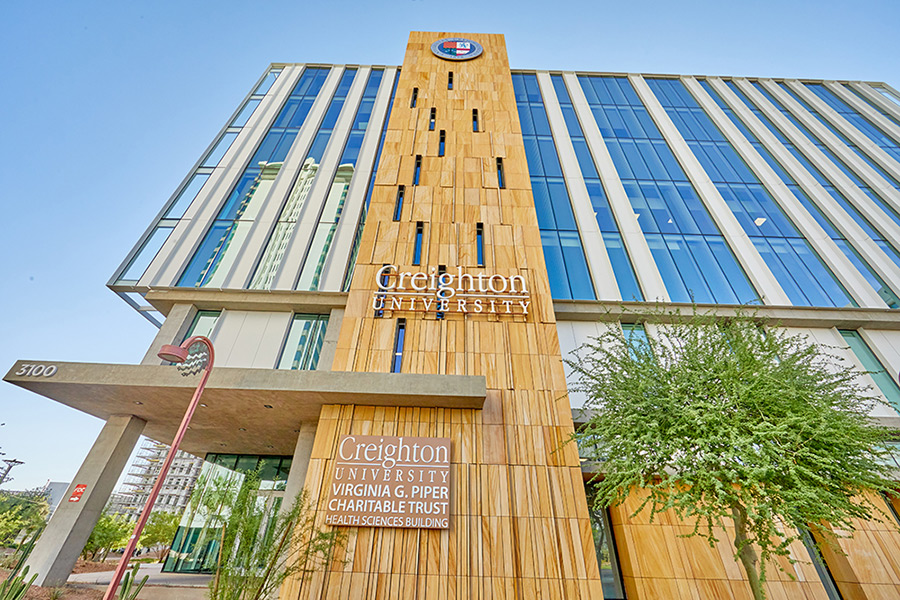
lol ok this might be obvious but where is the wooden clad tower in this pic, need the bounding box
[280,32,603,599]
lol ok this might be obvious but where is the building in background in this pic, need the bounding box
[106,439,204,520]
[6,31,900,597]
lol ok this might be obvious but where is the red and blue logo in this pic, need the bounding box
[431,38,483,61]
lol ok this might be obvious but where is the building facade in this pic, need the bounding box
[106,439,204,520]
[6,31,900,598]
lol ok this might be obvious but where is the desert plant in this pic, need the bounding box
[48,588,64,600]
[208,471,342,600]
[116,563,148,600]
[569,310,900,600]
[0,564,37,600]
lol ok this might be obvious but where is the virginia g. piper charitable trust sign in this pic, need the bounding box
[325,435,451,529]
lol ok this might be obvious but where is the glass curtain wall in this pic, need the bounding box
[295,70,383,290]
[649,78,855,307]
[512,73,596,300]
[343,71,400,291]
[249,68,359,290]
[584,482,627,600]
[777,84,900,193]
[843,84,900,127]
[162,454,292,574]
[805,83,900,163]
[578,75,758,305]
[727,82,900,271]
[549,75,643,301]
[118,68,283,284]
[178,67,331,288]
[700,81,900,308]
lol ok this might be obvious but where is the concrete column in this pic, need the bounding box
[281,420,319,509]
[536,71,621,301]
[26,415,145,586]
[140,303,198,365]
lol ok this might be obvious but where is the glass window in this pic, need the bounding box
[391,319,406,373]
[185,310,220,340]
[648,78,853,308]
[179,67,331,288]
[413,222,424,265]
[513,72,596,301]
[476,223,485,267]
[118,226,174,282]
[839,330,900,412]
[278,314,328,370]
[584,482,627,599]
[579,75,757,305]
[200,131,239,167]
[165,173,210,220]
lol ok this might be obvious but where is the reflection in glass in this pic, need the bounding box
[185,310,220,340]
[277,314,328,370]
[162,454,292,574]
[200,131,239,167]
[839,330,900,412]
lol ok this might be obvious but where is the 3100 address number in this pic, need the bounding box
[15,364,58,377]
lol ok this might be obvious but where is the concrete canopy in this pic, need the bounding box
[4,361,486,456]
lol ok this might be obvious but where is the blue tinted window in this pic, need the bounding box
[513,73,595,300]
[840,330,900,413]
[579,75,759,305]
[649,78,855,308]
[552,74,642,300]
[179,67,331,287]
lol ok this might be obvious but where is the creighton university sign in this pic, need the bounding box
[372,265,531,317]
[325,435,451,529]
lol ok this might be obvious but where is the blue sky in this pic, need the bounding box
[1,0,898,490]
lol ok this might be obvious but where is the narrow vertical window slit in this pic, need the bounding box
[496,157,505,189]
[413,222,424,265]
[472,109,479,132]
[391,319,406,373]
[413,155,422,185]
[429,107,436,131]
[410,87,418,108]
[476,223,485,266]
[439,130,446,156]
[393,186,405,221]
[448,72,453,90]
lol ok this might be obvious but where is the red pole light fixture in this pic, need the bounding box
[102,336,214,600]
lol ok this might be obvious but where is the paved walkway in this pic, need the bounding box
[68,562,212,587]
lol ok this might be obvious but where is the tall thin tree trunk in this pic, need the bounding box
[731,502,766,600]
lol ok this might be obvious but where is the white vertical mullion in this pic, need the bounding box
[785,80,900,176]
[848,82,900,124]
[142,64,306,288]
[272,67,371,290]
[321,67,398,291]
[536,71,621,301]
[827,81,900,145]
[736,79,900,246]
[564,72,669,301]
[630,75,789,305]
[685,77,885,308]
[761,79,900,208]
[711,78,900,296]
[218,66,345,288]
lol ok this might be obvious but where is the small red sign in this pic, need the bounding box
[68,484,87,503]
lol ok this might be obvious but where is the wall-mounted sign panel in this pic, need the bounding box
[325,435,450,529]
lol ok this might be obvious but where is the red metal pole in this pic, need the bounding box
[102,337,214,600]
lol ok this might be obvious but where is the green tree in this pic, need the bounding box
[82,513,131,561]
[140,512,181,561]
[0,490,48,546]
[209,471,343,600]
[568,312,900,600]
